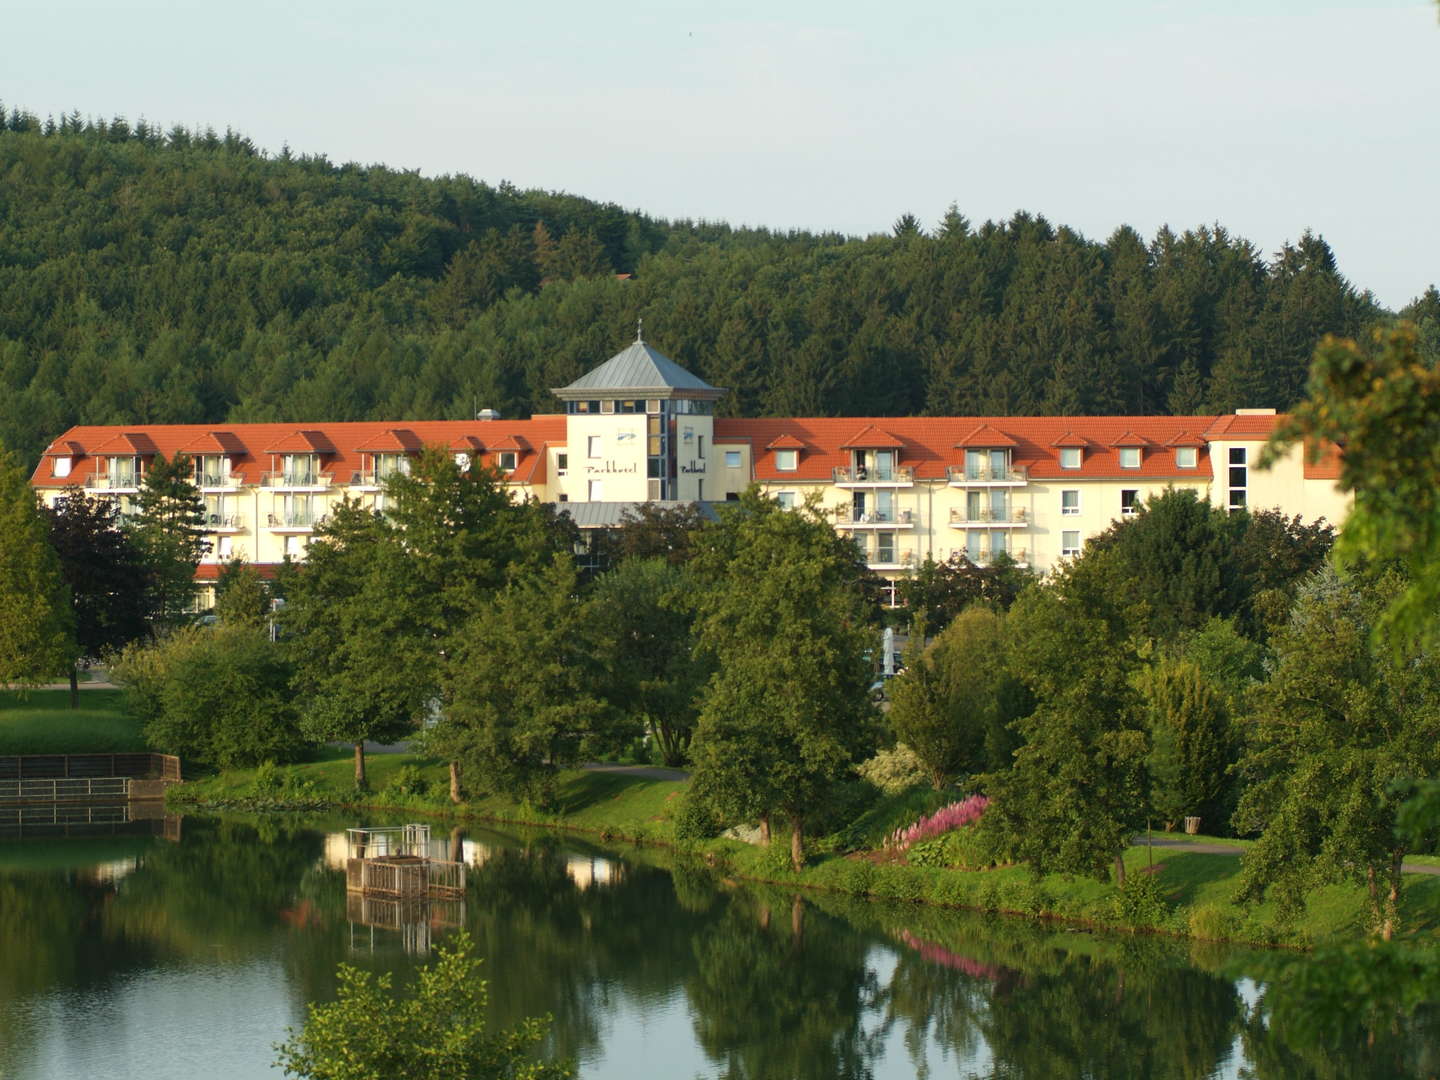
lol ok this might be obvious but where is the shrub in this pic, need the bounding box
[673,795,724,843]
[382,764,429,799]
[1110,873,1168,930]
[115,624,303,768]
[856,744,929,795]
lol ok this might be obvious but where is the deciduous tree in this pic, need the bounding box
[687,492,876,869]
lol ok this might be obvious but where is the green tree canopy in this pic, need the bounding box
[275,931,573,1080]
[1233,568,1440,939]
[0,444,73,689]
[130,451,209,627]
[687,492,876,869]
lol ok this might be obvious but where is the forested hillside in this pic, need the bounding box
[2,109,1435,468]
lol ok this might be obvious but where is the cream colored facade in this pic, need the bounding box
[32,343,1350,607]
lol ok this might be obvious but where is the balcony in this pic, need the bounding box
[260,471,332,491]
[949,506,1027,526]
[84,474,140,493]
[868,549,916,571]
[205,513,246,533]
[958,547,1030,568]
[834,508,915,529]
[196,471,244,491]
[833,465,915,487]
[267,512,321,532]
[946,464,1028,486]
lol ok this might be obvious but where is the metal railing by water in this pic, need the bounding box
[0,777,128,801]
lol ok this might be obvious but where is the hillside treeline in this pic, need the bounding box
[2,108,1436,468]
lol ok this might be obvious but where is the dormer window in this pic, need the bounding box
[1175,447,1198,468]
[498,451,517,472]
[775,449,798,472]
[194,455,229,487]
[282,454,317,485]
[1059,448,1082,470]
[374,453,411,481]
[52,456,71,479]
[110,456,139,487]
[1119,447,1141,469]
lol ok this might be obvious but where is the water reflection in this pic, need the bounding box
[0,817,1436,1079]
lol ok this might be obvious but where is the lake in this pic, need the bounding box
[0,812,1433,1079]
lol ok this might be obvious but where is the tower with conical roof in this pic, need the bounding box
[552,327,725,502]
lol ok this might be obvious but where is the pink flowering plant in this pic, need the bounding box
[886,794,990,852]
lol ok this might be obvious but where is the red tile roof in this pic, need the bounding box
[44,439,85,457]
[1202,413,1282,441]
[177,431,248,456]
[265,430,337,455]
[955,423,1018,448]
[30,417,568,489]
[1110,431,1154,448]
[352,428,423,453]
[89,432,160,456]
[718,416,1238,482]
[840,424,904,449]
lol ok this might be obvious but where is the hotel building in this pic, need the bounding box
[29,335,1348,605]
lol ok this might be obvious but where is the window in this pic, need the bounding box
[775,449,798,471]
[498,451,517,472]
[725,492,740,501]
[587,436,602,459]
[588,479,604,500]
[1061,530,1081,557]
[1119,447,1141,469]
[1061,490,1080,516]
[600,400,615,414]
[284,534,304,558]
[556,453,568,476]
[775,492,796,510]
[1228,447,1247,510]
[216,535,233,560]
[558,493,568,502]
[51,456,71,478]
[724,450,742,468]
[875,532,896,564]
[1059,447,1082,469]
[1175,447,1198,468]
[1120,489,1139,516]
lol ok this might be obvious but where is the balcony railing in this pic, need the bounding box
[949,506,1028,525]
[205,513,245,531]
[946,464,1028,484]
[267,512,320,530]
[834,508,915,527]
[833,465,915,484]
[958,547,1029,566]
[84,473,140,491]
[868,549,915,568]
[195,471,244,489]
[261,471,330,489]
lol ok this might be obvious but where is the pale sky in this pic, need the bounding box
[8,0,1437,309]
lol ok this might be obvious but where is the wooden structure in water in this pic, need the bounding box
[344,824,466,955]
[343,824,466,900]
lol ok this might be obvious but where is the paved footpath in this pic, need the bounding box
[1136,834,1440,876]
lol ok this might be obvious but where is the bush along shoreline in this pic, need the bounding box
[165,758,1440,952]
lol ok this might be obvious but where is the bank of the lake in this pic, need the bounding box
[167,751,1440,953]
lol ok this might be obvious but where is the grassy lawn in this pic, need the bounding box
[0,689,145,754]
